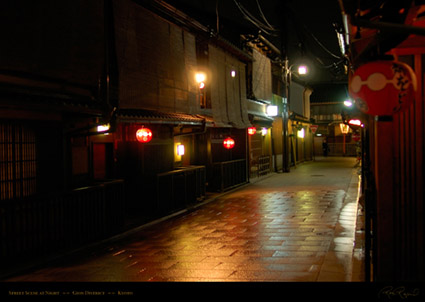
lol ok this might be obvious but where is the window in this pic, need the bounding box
[0,123,36,200]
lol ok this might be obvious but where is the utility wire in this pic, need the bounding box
[216,0,219,34]
[286,4,342,60]
[308,29,342,59]
[255,0,277,31]
[232,0,278,36]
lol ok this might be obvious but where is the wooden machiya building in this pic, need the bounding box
[0,0,254,269]
[341,0,425,281]
[112,0,252,217]
[0,0,126,270]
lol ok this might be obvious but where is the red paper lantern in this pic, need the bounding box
[223,137,235,149]
[349,61,417,116]
[247,127,257,135]
[136,127,153,143]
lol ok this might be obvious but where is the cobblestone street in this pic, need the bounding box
[3,157,364,282]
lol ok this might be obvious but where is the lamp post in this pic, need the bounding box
[282,58,290,172]
[340,123,350,156]
[282,59,308,172]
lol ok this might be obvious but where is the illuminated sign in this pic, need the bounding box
[266,105,278,117]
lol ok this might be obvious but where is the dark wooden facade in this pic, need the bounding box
[342,0,425,281]
[0,0,127,270]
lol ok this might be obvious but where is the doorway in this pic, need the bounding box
[92,143,113,180]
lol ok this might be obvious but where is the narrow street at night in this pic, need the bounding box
[3,157,364,283]
[2,1,425,298]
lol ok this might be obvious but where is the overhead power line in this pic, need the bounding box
[255,0,277,31]
[232,0,279,36]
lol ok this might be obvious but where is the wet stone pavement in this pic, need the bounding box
[4,157,365,282]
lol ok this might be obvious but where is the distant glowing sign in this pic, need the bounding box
[223,137,235,149]
[348,119,364,127]
[136,127,153,143]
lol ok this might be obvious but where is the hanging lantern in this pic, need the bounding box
[136,127,153,143]
[340,123,350,134]
[223,137,235,149]
[349,61,417,116]
[247,127,257,136]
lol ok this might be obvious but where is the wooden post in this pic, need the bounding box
[374,116,395,281]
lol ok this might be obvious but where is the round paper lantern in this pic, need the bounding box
[136,127,153,143]
[349,61,417,116]
[247,127,257,135]
[223,137,235,149]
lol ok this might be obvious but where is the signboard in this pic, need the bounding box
[352,133,361,142]
[310,124,319,134]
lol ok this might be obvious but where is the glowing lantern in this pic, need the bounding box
[223,137,235,149]
[97,124,110,132]
[247,127,257,135]
[136,127,153,143]
[177,144,185,156]
[297,128,305,138]
[340,123,350,134]
[195,72,206,90]
[349,61,417,116]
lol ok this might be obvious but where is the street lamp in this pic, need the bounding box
[344,99,353,107]
[298,65,308,75]
[340,123,350,156]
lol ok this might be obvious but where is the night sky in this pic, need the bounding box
[164,0,347,86]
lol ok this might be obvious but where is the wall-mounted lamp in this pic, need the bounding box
[97,124,110,133]
[266,105,278,117]
[195,72,206,89]
[297,128,305,138]
[177,144,185,156]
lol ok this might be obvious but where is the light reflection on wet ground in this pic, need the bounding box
[5,157,364,282]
